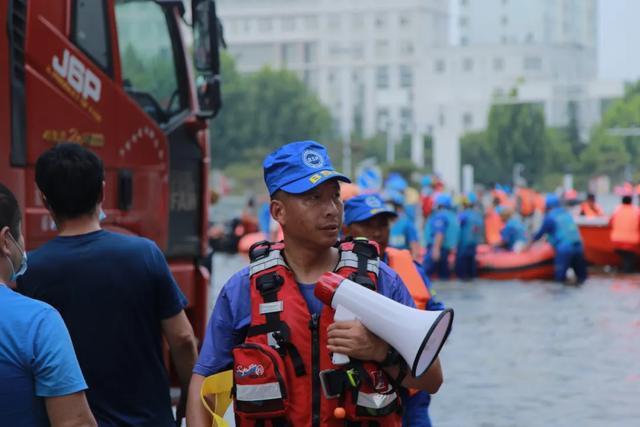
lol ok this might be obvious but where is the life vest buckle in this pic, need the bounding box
[256,272,284,294]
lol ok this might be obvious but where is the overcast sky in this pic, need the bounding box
[598,0,640,82]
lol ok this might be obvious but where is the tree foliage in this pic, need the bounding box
[210,54,334,171]
[461,102,547,186]
[579,81,640,183]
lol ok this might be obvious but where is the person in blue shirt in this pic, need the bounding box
[187,141,444,426]
[387,189,422,260]
[343,193,445,427]
[424,194,460,279]
[497,206,527,251]
[455,192,484,280]
[0,183,96,427]
[530,193,588,284]
[18,144,198,427]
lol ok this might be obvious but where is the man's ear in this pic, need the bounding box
[270,199,286,227]
[0,226,11,257]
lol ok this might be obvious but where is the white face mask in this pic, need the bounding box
[6,233,27,281]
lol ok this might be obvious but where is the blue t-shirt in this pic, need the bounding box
[194,261,415,376]
[389,213,419,250]
[0,284,87,427]
[18,230,187,427]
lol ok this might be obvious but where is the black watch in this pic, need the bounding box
[380,347,401,367]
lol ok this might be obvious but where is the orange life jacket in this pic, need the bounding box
[516,188,535,217]
[610,205,640,247]
[485,209,504,246]
[579,202,603,217]
[234,240,402,427]
[385,247,430,310]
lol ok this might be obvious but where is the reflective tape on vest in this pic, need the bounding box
[236,382,283,402]
[250,250,288,276]
[356,391,397,409]
[335,251,379,275]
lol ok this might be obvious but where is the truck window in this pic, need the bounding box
[115,0,186,123]
[73,0,111,73]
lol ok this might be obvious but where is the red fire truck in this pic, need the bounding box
[0,0,223,341]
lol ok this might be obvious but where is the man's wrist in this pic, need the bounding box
[379,346,402,367]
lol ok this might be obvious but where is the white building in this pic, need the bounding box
[217,0,449,173]
[218,0,623,191]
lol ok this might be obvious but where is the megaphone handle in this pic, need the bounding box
[331,305,356,365]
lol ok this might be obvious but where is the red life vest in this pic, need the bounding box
[233,239,402,427]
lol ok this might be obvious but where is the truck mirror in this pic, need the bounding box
[193,0,223,118]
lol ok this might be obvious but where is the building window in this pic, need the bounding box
[282,17,296,32]
[258,18,273,32]
[434,59,445,73]
[460,0,468,5]
[524,56,542,71]
[399,14,410,27]
[282,43,300,65]
[501,15,508,25]
[438,111,446,127]
[351,42,364,60]
[463,57,473,72]
[493,57,504,71]
[376,108,390,132]
[352,13,365,30]
[459,16,468,27]
[400,108,413,134]
[462,112,473,129]
[460,36,468,46]
[375,40,389,57]
[304,15,318,30]
[399,40,414,56]
[327,14,341,30]
[375,14,386,29]
[376,66,389,89]
[304,42,317,63]
[399,65,412,88]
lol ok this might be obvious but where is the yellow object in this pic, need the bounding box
[200,370,234,427]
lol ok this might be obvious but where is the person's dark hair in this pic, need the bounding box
[586,193,595,201]
[35,143,104,220]
[622,195,632,205]
[0,183,21,238]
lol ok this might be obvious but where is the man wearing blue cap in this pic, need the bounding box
[424,194,460,279]
[455,192,484,280]
[343,193,445,427]
[530,193,587,283]
[187,141,444,427]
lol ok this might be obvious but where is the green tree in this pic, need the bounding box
[583,80,640,182]
[210,53,334,173]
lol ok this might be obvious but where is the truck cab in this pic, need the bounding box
[0,0,222,340]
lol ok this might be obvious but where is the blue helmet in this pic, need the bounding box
[435,193,452,209]
[545,193,560,209]
[421,175,433,188]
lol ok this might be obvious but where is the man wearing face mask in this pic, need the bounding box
[0,183,97,427]
[18,144,198,427]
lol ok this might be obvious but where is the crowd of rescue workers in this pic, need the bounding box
[1,140,637,427]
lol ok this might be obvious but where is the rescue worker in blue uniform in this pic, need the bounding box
[530,194,588,283]
[343,193,444,427]
[387,190,421,260]
[424,194,460,279]
[455,192,484,280]
[497,206,527,251]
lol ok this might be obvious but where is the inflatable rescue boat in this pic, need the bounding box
[476,243,555,280]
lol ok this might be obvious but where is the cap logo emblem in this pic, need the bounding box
[303,149,324,168]
[365,196,382,208]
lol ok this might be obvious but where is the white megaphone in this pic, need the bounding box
[315,272,453,378]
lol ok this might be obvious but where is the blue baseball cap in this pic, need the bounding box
[545,193,560,209]
[263,140,350,196]
[344,194,397,226]
[435,193,453,208]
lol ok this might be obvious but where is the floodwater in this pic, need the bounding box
[208,254,640,427]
